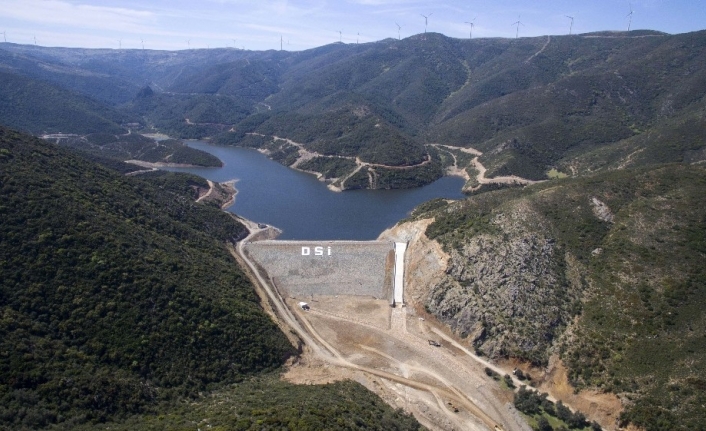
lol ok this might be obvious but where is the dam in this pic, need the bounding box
[237,236,518,430]
[243,240,406,306]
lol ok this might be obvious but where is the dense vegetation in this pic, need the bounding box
[4,31,703,188]
[297,156,357,180]
[0,48,141,105]
[60,133,222,167]
[416,165,706,430]
[0,127,422,430]
[513,386,599,431]
[216,109,427,167]
[70,375,422,431]
[0,71,128,135]
[0,127,287,427]
[126,90,252,139]
[369,157,443,190]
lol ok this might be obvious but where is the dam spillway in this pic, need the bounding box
[243,240,406,305]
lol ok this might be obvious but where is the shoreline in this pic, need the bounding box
[219,179,238,210]
[217,180,283,240]
[125,159,205,169]
[233,212,283,242]
[140,133,171,141]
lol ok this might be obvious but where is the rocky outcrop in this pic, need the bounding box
[396,203,583,365]
[590,197,614,223]
[428,234,574,364]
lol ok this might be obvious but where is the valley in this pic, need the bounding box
[2,30,705,190]
[1,26,705,431]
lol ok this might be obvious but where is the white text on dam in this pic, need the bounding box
[243,240,406,306]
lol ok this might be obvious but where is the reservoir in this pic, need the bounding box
[164,141,466,240]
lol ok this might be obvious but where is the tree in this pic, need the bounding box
[504,374,516,389]
[536,416,554,431]
[514,386,540,415]
[556,401,572,423]
[567,411,588,429]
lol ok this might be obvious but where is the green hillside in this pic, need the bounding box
[2,31,705,188]
[0,127,421,430]
[0,48,140,105]
[210,31,706,184]
[0,71,129,135]
[125,90,253,139]
[60,132,223,167]
[411,165,706,431]
[70,375,422,431]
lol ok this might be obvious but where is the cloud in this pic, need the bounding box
[0,0,155,33]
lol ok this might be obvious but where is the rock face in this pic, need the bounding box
[590,197,614,223]
[395,201,584,366]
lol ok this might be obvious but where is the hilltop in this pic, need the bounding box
[0,30,704,189]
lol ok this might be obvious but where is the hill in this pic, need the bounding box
[0,127,422,430]
[0,70,129,135]
[56,132,223,168]
[126,89,253,139]
[0,48,140,105]
[2,31,705,189]
[401,164,706,430]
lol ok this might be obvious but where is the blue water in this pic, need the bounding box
[163,141,466,240]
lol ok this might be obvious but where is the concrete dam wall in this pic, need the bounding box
[244,240,395,300]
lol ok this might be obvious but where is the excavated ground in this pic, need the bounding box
[243,237,532,431]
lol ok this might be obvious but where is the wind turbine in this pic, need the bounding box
[464,17,476,39]
[34,35,37,45]
[357,32,360,44]
[280,35,283,51]
[566,15,574,35]
[187,39,190,48]
[141,39,144,50]
[338,30,342,43]
[232,39,236,48]
[2,31,6,43]
[511,15,524,39]
[421,13,433,33]
[626,4,634,31]
[395,22,401,40]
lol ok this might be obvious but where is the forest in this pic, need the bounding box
[0,127,422,430]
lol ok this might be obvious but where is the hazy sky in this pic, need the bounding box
[0,0,703,51]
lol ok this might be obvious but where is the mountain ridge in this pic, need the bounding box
[1,30,704,189]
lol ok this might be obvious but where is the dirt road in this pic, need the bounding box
[235,227,531,431]
[427,143,541,189]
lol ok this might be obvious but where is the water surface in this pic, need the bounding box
[164,141,466,240]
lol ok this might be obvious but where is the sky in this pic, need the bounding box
[0,0,704,52]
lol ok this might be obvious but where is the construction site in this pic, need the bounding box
[238,229,531,431]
